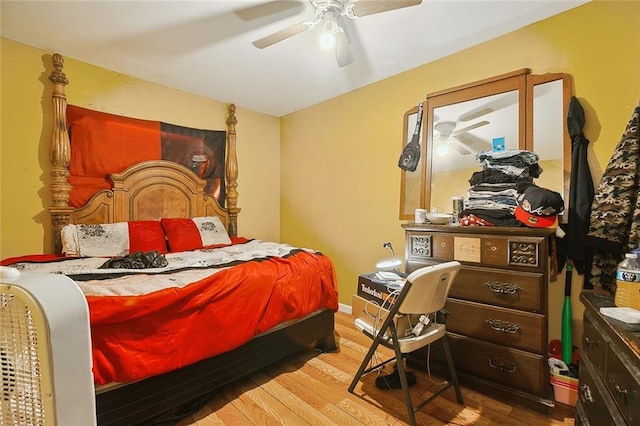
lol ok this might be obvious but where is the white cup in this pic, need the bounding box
[415,208,428,224]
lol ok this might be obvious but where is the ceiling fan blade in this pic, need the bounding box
[350,0,422,18]
[453,140,474,155]
[455,133,492,152]
[335,29,353,67]
[252,21,315,49]
[458,92,518,121]
[452,120,489,135]
[458,107,493,122]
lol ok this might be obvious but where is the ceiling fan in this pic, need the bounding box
[252,0,423,67]
[434,119,491,156]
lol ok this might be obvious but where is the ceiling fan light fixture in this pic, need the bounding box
[319,30,335,49]
[436,143,450,157]
[319,19,338,49]
[252,0,423,66]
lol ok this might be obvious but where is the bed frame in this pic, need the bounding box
[46,53,337,425]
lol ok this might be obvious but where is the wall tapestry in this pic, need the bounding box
[66,105,226,208]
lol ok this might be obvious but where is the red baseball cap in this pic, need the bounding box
[515,185,564,228]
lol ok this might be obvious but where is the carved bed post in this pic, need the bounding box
[48,53,73,253]
[225,104,240,237]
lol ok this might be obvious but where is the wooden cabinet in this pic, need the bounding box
[577,293,640,425]
[402,224,554,411]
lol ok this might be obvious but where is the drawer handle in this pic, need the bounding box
[615,384,632,397]
[579,384,594,404]
[512,255,536,264]
[584,336,600,347]
[487,359,517,373]
[486,319,522,334]
[485,281,521,294]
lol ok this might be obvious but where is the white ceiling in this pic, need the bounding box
[1,0,588,117]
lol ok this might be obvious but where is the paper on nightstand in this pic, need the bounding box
[600,307,640,324]
[375,271,406,289]
[375,271,403,281]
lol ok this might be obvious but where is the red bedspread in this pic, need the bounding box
[5,245,338,385]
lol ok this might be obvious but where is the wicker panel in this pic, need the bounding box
[1,289,50,426]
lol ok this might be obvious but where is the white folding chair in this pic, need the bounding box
[348,261,463,426]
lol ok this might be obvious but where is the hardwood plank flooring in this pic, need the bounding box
[175,311,575,426]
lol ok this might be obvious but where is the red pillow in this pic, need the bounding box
[128,221,167,254]
[161,217,231,252]
[161,218,200,252]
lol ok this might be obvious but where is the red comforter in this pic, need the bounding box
[4,244,339,385]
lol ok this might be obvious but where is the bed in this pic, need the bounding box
[3,53,339,425]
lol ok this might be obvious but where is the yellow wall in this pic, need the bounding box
[0,39,282,259]
[280,0,640,344]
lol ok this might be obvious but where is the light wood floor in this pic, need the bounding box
[176,311,576,425]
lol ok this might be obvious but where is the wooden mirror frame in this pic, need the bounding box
[399,69,573,221]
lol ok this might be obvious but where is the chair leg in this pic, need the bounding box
[442,333,464,404]
[393,343,417,426]
[348,333,384,393]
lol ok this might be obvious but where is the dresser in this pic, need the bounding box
[577,292,640,425]
[402,223,555,410]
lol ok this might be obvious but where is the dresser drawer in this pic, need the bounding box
[432,333,547,396]
[606,343,640,425]
[577,355,627,425]
[445,299,546,353]
[431,233,454,260]
[450,266,544,312]
[405,231,543,270]
[582,312,607,372]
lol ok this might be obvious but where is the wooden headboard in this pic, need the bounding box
[47,53,240,253]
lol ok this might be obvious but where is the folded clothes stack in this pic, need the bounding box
[460,149,540,227]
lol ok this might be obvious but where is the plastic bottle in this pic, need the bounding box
[614,252,640,309]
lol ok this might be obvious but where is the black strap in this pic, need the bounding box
[398,102,423,172]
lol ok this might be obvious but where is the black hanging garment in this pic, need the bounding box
[585,101,640,293]
[558,97,595,284]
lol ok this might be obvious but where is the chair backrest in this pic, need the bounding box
[397,261,461,315]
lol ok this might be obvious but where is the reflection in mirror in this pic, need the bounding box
[531,80,564,197]
[424,70,528,214]
[430,90,520,213]
[529,74,572,220]
[398,70,572,223]
[399,106,425,219]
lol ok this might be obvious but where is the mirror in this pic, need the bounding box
[399,105,425,218]
[425,70,528,213]
[399,69,572,221]
[528,73,572,222]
